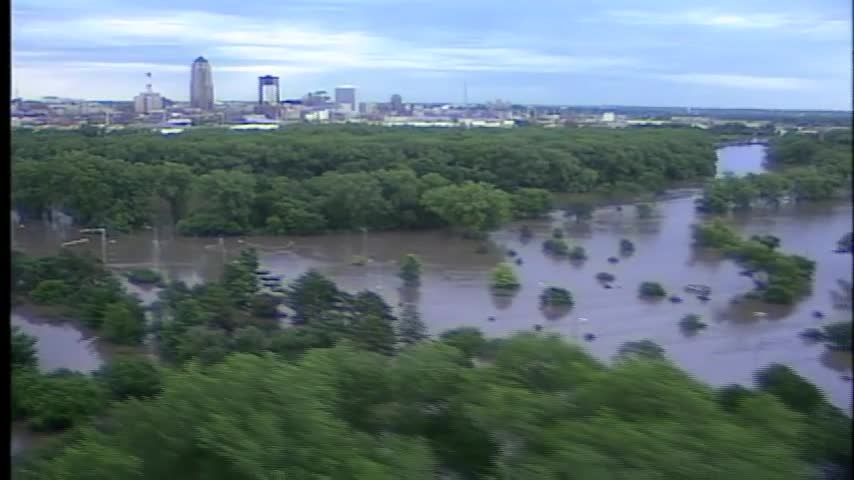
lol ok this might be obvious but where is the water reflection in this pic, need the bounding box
[10,146,853,412]
[490,291,516,310]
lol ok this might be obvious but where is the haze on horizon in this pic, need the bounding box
[11,0,853,110]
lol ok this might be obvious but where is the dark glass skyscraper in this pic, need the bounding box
[190,57,214,110]
[334,85,356,111]
[258,75,280,105]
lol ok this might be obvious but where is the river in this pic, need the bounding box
[10,145,853,418]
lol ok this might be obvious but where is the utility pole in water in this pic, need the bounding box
[80,228,107,265]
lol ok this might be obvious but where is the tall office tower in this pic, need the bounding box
[190,56,214,110]
[390,93,403,114]
[334,85,356,111]
[258,75,280,105]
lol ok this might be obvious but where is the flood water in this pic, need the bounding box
[10,145,853,413]
[11,310,103,373]
[715,143,767,177]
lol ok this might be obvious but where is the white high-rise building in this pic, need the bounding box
[190,56,215,110]
[134,73,164,114]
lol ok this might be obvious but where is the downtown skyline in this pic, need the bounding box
[11,0,853,110]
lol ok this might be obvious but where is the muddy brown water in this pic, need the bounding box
[10,146,853,426]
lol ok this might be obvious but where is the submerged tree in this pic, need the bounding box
[398,254,423,286]
[837,232,853,253]
[679,314,707,333]
[595,272,616,283]
[543,238,570,256]
[619,238,636,255]
[539,287,574,307]
[568,246,587,261]
[616,339,665,360]
[639,282,667,298]
[490,263,520,292]
[636,203,655,219]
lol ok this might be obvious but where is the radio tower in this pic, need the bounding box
[145,72,153,93]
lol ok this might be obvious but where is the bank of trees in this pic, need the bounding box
[693,220,815,304]
[12,324,161,433]
[17,329,852,479]
[12,250,147,345]
[12,126,716,235]
[698,132,852,213]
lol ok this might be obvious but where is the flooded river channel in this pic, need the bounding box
[11,145,853,414]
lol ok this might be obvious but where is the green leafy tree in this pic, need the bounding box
[539,287,574,307]
[349,314,397,356]
[285,270,345,325]
[17,370,108,431]
[30,279,73,304]
[750,234,781,250]
[178,170,257,235]
[232,326,271,354]
[821,321,852,351]
[101,302,146,345]
[95,356,162,400]
[150,162,194,222]
[512,188,552,219]
[12,326,38,370]
[439,327,486,359]
[565,201,594,222]
[490,262,520,291]
[421,181,513,233]
[264,198,327,235]
[542,238,569,256]
[306,171,391,230]
[755,364,823,415]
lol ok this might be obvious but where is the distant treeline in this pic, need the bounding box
[697,130,852,213]
[11,126,716,235]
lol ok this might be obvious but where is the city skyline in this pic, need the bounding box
[11,0,852,110]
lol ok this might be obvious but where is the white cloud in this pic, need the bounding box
[654,73,814,91]
[606,9,848,34]
[13,11,636,78]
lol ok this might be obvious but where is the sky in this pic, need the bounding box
[11,0,853,109]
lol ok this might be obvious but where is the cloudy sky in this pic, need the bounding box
[11,0,852,109]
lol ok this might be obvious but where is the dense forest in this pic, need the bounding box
[697,130,852,213]
[11,250,853,479]
[11,126,716,235]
